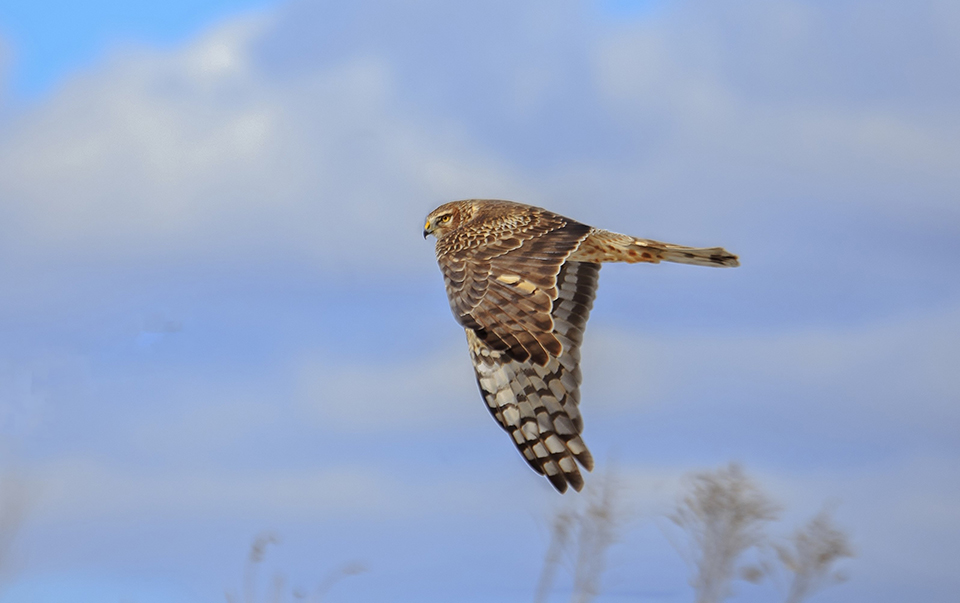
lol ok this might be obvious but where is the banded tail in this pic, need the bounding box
[570,229,739,268]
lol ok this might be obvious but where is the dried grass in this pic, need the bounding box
[776,508,854,603]
[225,532,366,603]
[534,469,623,603]
[668,463,780,603]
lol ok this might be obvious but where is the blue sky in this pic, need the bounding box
[0,0,278,97]
[0,0,958,602]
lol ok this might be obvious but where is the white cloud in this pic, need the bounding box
[1,0,956,281]
[581,306,960,430]
[296,345,479,432]
[25,454,569,527]
[591,0,960,227]
[291,303,960,440]
[29,458,401,522]
[0,14,529,271]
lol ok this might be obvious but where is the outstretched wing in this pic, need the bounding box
[438,209,592,366]
[466,260,600,492]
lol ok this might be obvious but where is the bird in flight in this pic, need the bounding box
[424,199,738,493]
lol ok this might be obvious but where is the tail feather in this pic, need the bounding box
[570,229,739,267]
[652,242,740,268]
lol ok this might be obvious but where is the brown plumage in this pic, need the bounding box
[424,199,738,493]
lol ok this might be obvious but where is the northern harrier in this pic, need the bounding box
[423,199,738,492]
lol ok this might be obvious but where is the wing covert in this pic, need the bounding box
[439,214,591,366]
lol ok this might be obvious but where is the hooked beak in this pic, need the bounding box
[423,220,431,239]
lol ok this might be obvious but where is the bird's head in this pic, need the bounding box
[423,201,468,240]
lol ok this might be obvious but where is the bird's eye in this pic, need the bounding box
[441,215,451,223]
